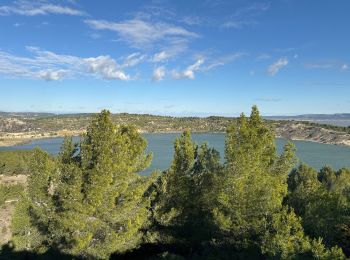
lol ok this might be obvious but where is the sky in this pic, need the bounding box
[0,0,349,116]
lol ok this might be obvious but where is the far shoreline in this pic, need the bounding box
[1,131,350,148]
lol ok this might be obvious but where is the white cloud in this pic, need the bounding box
[0,47,130,81]
[341,64,348,71]
[84,56,129,80]
[85,19,198,49]
[121,53,146,68]
[267,58,288,76]
[0,1,85,16]
[151,43,188,62]
[152,66,166,81]
[39,69,66,81]
[172,59,204,80]
[152,51,170,62]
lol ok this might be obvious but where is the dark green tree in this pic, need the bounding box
[287,164,350,256]
[213,105,297,249]
[23,110,155,259]
[153,130,223,248]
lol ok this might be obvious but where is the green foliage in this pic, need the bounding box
[261,207,311,259]
[287,163,350,256]
[0,184,23,207]
[27,148,57,231]
[21,110,156,259]
[4,106,349,259]
[260,207,345,259]
[10,195,45,252]
[213,106,297,248]
[153,130,223,247]
[308,238,345,260]
[152,130,198,240]
[0,151,32,176]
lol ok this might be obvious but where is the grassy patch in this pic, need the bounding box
[0,184,23,207]
[0,150,32,176]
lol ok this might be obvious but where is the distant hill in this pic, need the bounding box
[265,114,350,127]
[266,113,350,120]
[1,111,350,147]
[0,112,56,119]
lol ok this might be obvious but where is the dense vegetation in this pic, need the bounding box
[1,107,350,259]
[1,110,350,135]
[0,151,32,176]
[0,112,235,133]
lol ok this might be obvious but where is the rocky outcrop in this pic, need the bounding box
[275,122,350,146]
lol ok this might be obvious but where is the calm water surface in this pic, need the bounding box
[1,133,350,175]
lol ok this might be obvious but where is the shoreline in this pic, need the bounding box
[0,130,224,147]
[0,130,85,147]
[1,131,350,148]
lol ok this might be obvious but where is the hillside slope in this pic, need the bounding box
[1,113,350,146]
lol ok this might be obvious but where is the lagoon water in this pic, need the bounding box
[1,133,350,175]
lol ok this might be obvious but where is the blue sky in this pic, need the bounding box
[0,0,349,116]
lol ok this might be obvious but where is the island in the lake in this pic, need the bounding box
[1,111,350,147]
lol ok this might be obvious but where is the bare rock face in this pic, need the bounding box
[275,122,350,146]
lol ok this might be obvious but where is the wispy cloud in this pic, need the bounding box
[39,69,68,81]
[222,2,270,29]
[0,46,236,82]
[222,20,257,29]
[305,63,333,69]
[172,59,204,80]
[167,52,243,80]
[180,16,202,26]
[256,53,271,61]
[0,1,85,16]
[151,44,188,62]
[121,53,146,68]
[267,58,288,76]
[152,51,170,62]
[203,52,245,71]
[305,61,348,71]
[85,19,198,49]
[0,47,131,81]
[152,66,166,81]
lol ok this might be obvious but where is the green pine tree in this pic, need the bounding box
[213,105,296,249]
[153,131,222,247]
[23,110,155,259]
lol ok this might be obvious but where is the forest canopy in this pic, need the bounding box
[1,107,349,259]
